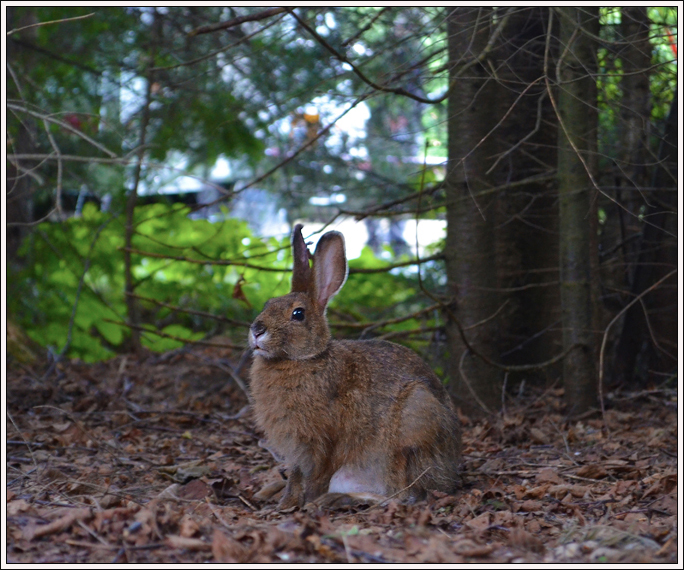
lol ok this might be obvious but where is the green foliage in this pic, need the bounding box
[597,6,678,157]
[10,204,434,362]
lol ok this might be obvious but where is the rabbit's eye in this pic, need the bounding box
[291,307,305,321]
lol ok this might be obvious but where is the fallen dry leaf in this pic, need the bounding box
[28,508,92,540]
[165,534,211,551]
[536,468,565,485]
[212,529,248,563]
[576,464,608,479]
[465,511,491,531]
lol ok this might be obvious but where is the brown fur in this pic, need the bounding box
[249,225,461,508]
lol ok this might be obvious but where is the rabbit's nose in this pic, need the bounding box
[251,321,267,338]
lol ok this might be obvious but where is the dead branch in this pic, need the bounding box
[287,7,513,105]
[187,7,287,37]
[7,12,95,36]
[120,247,291,272]
[597,269,677,431]
[349,252,444,274]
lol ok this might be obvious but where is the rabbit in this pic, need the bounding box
[248,224,462,509]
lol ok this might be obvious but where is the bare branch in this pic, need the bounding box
[348,252,444,275]
[120,247,291,273]
[7,103,117,157]
[187,7,287,37]
[287,7,513,105]
[598,269,677,431]
[7,12,95,36]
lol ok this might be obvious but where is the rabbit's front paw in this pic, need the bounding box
[253,480,286,503]
[277,491,303,510]
[277,466,305,510]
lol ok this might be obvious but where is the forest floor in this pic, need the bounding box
[5,345,679,564]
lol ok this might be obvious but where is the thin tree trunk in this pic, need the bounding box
[444,7,502,413]
[555,7,600,416]
[6,7,37,267]
[124,14,159,353]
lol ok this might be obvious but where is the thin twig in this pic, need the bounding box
[459,350,492,415]
[7,411,38,469]
[287,7,513,105]
[206,357,249,397]
[371,467,433,510]
[7,12,95,36]
[187,7,287,36]
[42,217,114,380]
[121,247,290,272]
[126,292,251,328]
[124,36,157,353]
[103,319,246,351]
[7,103,117,158]
[597,269,677,432]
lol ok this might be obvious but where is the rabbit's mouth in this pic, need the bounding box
[252,345,270,357]
[249,329,272,358]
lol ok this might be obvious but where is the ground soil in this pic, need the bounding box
[5,346,679,564]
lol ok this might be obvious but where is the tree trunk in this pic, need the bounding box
[612,87,678,386]
[495,8,561,385]
[123,12,160,353]
[556,7,600,416]
[444,7,503,413]
[604,7,654,305]
[6,7,38,268]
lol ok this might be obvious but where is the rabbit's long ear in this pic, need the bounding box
[312,231,348,311]
[291,224,312,293]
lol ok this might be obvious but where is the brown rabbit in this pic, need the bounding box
[249,224,461,508]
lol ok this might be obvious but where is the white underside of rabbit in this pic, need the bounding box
[328,464,387,495]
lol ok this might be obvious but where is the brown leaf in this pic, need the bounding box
[133,507,162,541]
[177,479,211,501]
[491,509,515,527]
[406,535,464,563]
[179,514,201,538]
[453,538,494,557]
[528,427,547,444]
[305,535,337,561]
[536,468,564,485]
[232,277,252,308]
[642,472,677,498]
[165,535,211,551]
[465,511,491,531]
[212,529,248,563]
[548,484,589,499]
[519,500,544,513]
[524,484,550,499]
[508,527,545,553]
[576,464,608,479]
[28,507,93,540]
[509,484,527,500]
[7,499,32,516]
[210,477,237,501]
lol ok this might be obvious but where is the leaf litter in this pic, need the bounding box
[5,348,679,564]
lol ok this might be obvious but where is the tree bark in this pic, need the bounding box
[444,7,503,413]
[555,7,600,416]
[6,7,38,268]
[495,8,561,384]
[612,87,678,386]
